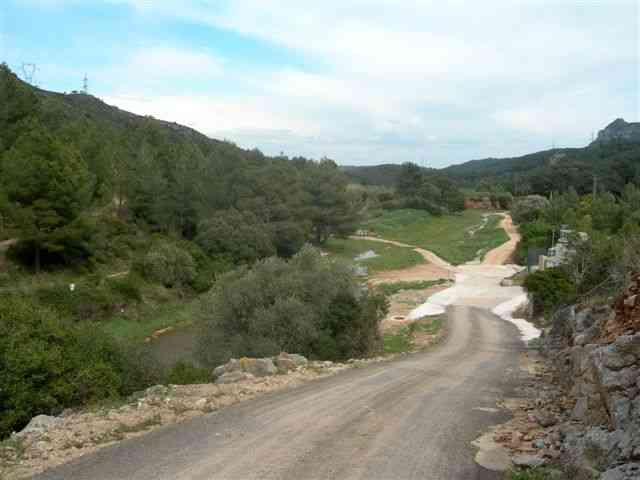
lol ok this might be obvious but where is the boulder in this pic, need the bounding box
[601,463,640,480]
[615,334,640,358]
[215,371,252,384]
[512,454,545,468]
[274,353,307,373]
[599,344,637,371]
[536,413,558,428]
[212,364,227,380]
[15,415,61,438]
[241,357,277,377]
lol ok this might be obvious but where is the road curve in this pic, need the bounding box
[35,306,524,480]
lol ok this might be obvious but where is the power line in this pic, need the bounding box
[21,63,38,85]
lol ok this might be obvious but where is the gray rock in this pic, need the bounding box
[274,356,297,373]
[597,365,638,391]
[287,353,308,366]
[600,344,637,370]
[536,413,558,428]
[610,394,633,430]
[215,371,252,384]
[15,415,61,438]
[212,364,227,379]
[615,334,640,358]
[512,454,545,468]
[244,358,277,377]
[601,463,640,480]
[145,385,170,396]
[224,358,242,373]
[274,352,308,373]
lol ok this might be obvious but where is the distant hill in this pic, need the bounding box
[591,118,640,145]
[344,119,640,196]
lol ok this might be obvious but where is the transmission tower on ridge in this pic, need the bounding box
[82,74,89,94]
[21,63,37,85]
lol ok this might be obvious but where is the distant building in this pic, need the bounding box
[538,227,587,270]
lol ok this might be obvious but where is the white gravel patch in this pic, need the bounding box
[492,293,541,343]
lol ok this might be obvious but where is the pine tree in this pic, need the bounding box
[1,120,92,271]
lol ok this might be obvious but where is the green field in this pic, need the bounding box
[324,237,424,273]
[363,209,509,265]
[100,300,197,343]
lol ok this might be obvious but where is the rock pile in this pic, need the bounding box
[212,353,309,383]
[541,300,640,479]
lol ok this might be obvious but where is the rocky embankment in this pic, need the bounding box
[508,275,640,479]
[0,353,390,479]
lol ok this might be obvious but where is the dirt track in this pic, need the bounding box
[482,215,520,266]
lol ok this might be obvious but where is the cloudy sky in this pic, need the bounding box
[1,1,638,167]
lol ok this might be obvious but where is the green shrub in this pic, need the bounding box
[166,361,209,385]
[136,242,196,288]
[196,246,388,367]
[524,267,576,318]
[106,275,143,302]
[0,295,157,438]
[35,283,119,321]
[195,209,276,265]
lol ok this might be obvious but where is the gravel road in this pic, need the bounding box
[35,305,524,480]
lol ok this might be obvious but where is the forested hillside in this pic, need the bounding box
[0,64,359,270]
[442,131,640,196]
[0,64,388,438]
[344,119,640,199]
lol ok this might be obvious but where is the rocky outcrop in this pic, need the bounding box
[542,286,640,479]
[592,118,640,145]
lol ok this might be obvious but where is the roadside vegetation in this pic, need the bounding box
[323,237,424,273]
[363,209,508,264]
[383,316,445,354]
[512,185,640,321]
[197,246,389,366]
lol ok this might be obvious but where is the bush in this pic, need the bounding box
[511,195,550,224]
[136,242,196,288]
[0,295,157,438]
[195,209,276,264]
[35,283,119,321]
[196,246,388,367]
[166,361,209,385]
[524,267,576,318]
[106,275,143,302]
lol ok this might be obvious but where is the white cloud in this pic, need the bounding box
[126,47,224,79]
[96,0,638,165]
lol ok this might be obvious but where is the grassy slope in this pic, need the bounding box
[363,209,509,265]
[99,300,197,343]
[323,238,424,273]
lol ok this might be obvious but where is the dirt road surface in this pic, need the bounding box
[35,305,522,480]
[482,215,520,266]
